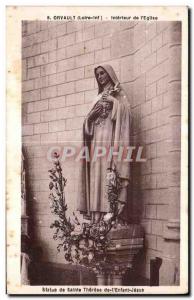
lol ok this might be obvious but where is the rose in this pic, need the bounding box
[79,239,86,249]
[88,251,94,262]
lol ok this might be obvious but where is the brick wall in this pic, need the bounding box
[22,20,181,283]
[130,22,181,283]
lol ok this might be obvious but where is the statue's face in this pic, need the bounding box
[96,67,110,87]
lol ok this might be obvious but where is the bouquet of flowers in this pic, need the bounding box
[49,152,122,267]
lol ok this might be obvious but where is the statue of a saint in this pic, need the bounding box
[77,65,131,223]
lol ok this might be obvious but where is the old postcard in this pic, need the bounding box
[6,6,188,295]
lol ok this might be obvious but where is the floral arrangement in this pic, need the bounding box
[49,152,122,266]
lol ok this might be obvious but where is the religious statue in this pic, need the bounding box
[77,64,131,224]
[49,65,143,282]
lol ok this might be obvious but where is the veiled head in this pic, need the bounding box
[95,67,112,87]
[94,64,120,94]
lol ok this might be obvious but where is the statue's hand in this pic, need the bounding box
[102,91,115,104]
[88,103,103,122]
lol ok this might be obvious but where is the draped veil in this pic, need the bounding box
[77,64,131,221]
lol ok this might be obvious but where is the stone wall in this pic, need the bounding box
[130,22,181,285]
[22,20,181,284]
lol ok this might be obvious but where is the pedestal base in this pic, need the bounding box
[95,266,128,286]
[96,274,106,285]
[96,274,123,286]
[94,224,144,286]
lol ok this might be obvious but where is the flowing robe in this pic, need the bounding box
[77,65,131,219]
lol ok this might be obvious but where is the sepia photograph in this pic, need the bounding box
[6,6,188,295]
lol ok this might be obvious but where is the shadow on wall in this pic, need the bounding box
[128,108,147,281]
[130,109,144,224]
[22,146,41,245]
